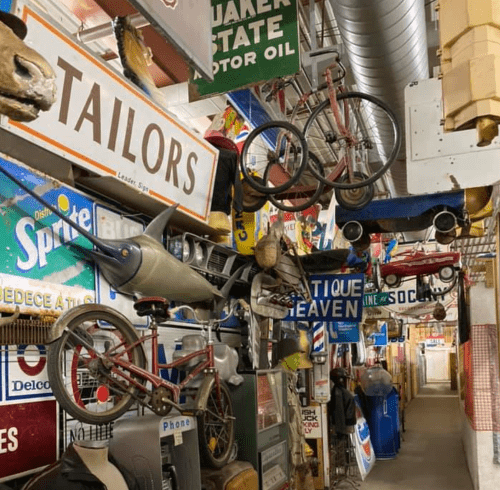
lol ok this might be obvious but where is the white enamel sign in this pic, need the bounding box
[5,7,218,223]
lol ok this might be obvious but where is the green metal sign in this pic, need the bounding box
[363,292,390,307]
[0,158,94,290]
[190,0,300,98]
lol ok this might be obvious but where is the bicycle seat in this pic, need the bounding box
[134,297,169,320]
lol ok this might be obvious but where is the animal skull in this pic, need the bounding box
[0,16,56,121]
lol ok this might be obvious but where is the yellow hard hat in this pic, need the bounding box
[278,330,313,370]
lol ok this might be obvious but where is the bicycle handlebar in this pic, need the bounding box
[169,300,247,326]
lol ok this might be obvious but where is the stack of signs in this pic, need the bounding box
[351,395,376,480]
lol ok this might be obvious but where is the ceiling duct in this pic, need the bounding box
[328,0,429,196]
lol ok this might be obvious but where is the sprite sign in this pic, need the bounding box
[190,0,300,98]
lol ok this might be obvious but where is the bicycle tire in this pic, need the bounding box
[197,380,235,469]
[47,304,146,425]
[266,151,325,212]
[241,176,268,213]
[240,120,308,195]
[429,272,458,299]
[303,91,401,189]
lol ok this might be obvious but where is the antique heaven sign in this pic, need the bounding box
[285,273,365,322]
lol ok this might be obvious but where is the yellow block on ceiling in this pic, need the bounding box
[439,0,500,142]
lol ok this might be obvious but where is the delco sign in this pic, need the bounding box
[6,7,218,223]
[2,345,53,402]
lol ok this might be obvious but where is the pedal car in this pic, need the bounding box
[336,186,492,250]
[379,249,461,288]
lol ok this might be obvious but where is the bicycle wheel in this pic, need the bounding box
[303,91,401,189]
[267,151,325,213]
[335,172,374,210]
[240,120,308,195]
[197,380,235,469]
[241,176,268,213]
[47,304,146,425]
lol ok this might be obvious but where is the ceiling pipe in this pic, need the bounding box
[328,0,429,196]
[75,12,149,44]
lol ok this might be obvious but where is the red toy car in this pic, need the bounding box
[379,250,461,288]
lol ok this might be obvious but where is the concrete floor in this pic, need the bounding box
[350,383,474,490]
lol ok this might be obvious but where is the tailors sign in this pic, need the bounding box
[4,7,218,223]
[286,274,365,322]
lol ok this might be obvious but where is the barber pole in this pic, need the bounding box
[312,322,330,403]
[312,321,326,354]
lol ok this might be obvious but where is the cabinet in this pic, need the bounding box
[231,370,289,490]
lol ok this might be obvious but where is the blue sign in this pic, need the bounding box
[368,323,388,346]
[285,273,365,322]
[328,322,360,344]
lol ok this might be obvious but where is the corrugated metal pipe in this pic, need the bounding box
[328,0,429,196]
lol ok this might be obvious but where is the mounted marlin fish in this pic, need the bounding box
[0,165,241,307]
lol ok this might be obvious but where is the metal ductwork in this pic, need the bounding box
[328,0,429,197]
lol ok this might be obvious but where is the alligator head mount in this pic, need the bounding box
[0,12,56,121]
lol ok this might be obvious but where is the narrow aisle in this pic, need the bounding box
[358,385,473,490]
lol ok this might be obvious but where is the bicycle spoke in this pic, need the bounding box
[304,92,401,189]
[267,151,325,212]
[240,121,308,195]
[197,381,235,468]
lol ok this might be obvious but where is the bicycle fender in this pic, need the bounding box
[193,373,217,412]
[46,304,134,344]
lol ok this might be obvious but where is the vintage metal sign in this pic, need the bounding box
[5,7,218,223]
[327,322,360,344]
[2,345,52,402]
[286,274,365,322]
[191,0,300,97]
[302,406,322,438]
[364,292,390,307]
[0,157,95,315]
[368,322,388,346]
[0,400,57,481]
[128,0,214,81]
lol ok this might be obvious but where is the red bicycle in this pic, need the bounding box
[47,298,240,468]
[239,53,401,212]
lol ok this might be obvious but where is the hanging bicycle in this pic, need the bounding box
[239,53,402,212]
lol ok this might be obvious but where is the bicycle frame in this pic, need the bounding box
[267,64,355,201]
[89,319,221,414]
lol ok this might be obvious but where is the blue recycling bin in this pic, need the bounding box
[366,388,400,459]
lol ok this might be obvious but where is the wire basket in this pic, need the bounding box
[329,433,360,489]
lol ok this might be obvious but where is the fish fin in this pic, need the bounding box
[214,262,252,313]
[143,204,179,242]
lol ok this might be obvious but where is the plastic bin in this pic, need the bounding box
[366,388,400,459]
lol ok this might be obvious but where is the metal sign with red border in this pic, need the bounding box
[0,399,58,481]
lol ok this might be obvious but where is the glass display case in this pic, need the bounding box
[257,370,284,431]
[231,369,288,490]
